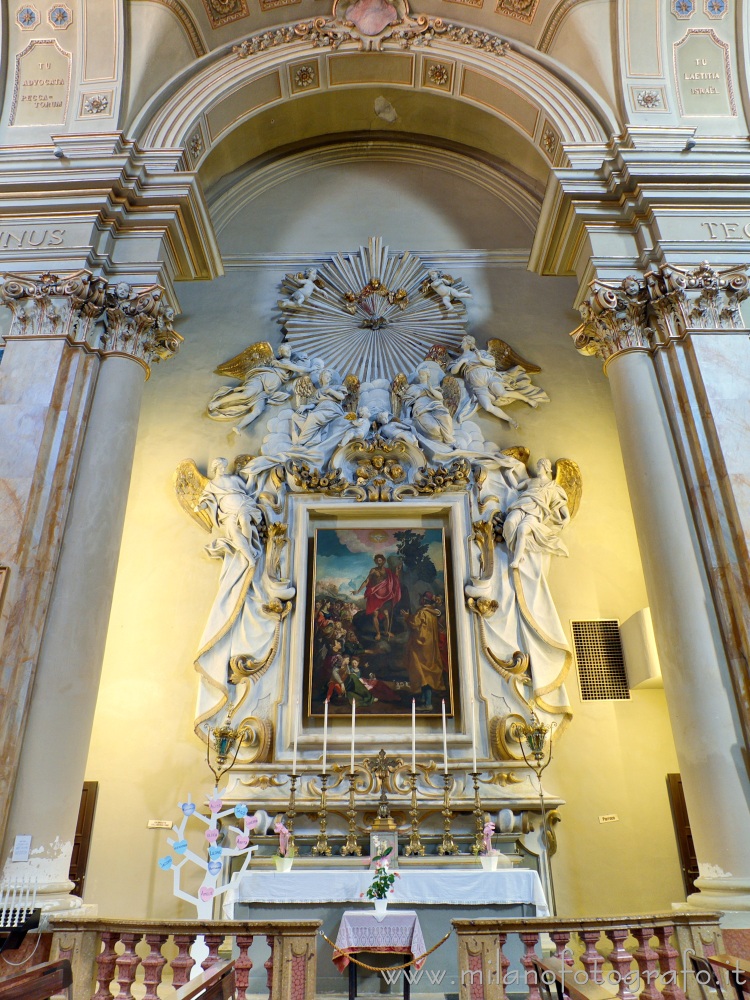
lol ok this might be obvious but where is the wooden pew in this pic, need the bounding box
[175,960,236,1000]
[0,959,72,1000]
[710,954,750,1000]
[533,956,618,1000]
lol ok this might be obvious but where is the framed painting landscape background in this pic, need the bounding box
[307,526,455,718]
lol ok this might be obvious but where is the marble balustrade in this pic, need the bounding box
[33,910,724,1000]
[452,911,725,1000]
[42,917,320,1000]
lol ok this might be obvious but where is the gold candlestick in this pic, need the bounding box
[340,772,362,856]
[286,773,298,855]
[437,772,460,856]
[404,771,425,856]
[469,771,485,855]
[312,772,332,856]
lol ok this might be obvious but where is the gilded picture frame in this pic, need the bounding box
[307,526,455,718]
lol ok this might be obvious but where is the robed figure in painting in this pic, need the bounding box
[354,553,402,640]
[401,593,445,711]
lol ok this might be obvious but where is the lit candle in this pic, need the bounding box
[350,699,356,773]
[411,698,416,773]
[292,698,299,776]
[442,699,448,774]
[323,698,329,773]
[471,696,478,773]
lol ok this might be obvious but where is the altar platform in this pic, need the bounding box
[232,867,549,995]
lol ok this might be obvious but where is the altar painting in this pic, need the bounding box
[308,527,454,717]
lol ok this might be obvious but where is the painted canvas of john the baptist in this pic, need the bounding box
[308,527,455,718]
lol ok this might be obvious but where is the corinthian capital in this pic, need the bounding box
[0,270,183,376]
[571,276,651,363]
[646,262,749,343]
[0,270,108,343]
[101,283,183,376]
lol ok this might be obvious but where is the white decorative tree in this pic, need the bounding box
[158,791,258,918]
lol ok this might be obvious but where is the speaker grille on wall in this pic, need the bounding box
[571,619,630,701]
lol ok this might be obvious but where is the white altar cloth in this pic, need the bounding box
[234,868,549,916]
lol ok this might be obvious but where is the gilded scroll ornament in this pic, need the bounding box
[489,713,530,761]
[228,600,293,683]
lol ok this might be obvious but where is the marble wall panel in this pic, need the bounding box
[691,334,750,537]
[0,339,99,842]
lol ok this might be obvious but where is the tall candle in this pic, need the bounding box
[442,699,448,774]
[471,696,478,773]
[411,698,416,773]
[323,698,329,773]
[292,698,299,775]
[350,699,356,773]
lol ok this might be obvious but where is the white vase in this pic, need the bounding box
[275,856,293,872]
[373,897,388,920]
[480,854,499,871]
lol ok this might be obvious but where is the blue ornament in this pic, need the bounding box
[208,845,223,860]
[173,839,188,854]
[234,804,248,818]
[207,860,222,876]
[158,856,173,870]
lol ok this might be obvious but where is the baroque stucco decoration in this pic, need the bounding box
[233,8,512,54]
[175,240,577,785]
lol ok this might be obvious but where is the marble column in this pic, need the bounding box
[575,270,750,912]
[0,275,181,909]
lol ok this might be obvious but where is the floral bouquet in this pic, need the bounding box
[364,846,400,900]
[274,819,295,860]
[481,819,498,856]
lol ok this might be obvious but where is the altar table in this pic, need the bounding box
[334,910,426,1000]
[235,867,549,915]
[232,868,548,994]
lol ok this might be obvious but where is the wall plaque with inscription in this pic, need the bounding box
[10,38,71,127]
[674,29,736,118]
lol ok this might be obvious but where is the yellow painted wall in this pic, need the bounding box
[83,156,685,917]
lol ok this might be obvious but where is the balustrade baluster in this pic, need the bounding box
[521,931,541,1000]
[92,931,119,1000]
[114,932,141,999]
[265,934,275,996]
[655,925,687,1000]
[497,932,510,999]
[631,925,661,1000]
[607,926,638,1000]
[202,933,225,971]
[550,930,573,965]
[235,934,254,1000]
[141,933,168,1000]
[170,933,196,987]
[580,929,604,983]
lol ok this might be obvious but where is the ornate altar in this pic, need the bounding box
[173,238,581,903]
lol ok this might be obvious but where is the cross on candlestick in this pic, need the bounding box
[362,748,403,831]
